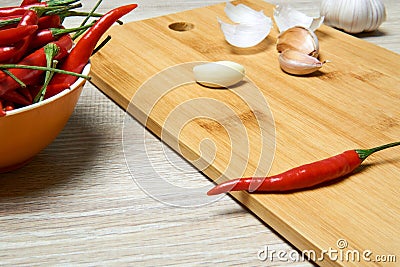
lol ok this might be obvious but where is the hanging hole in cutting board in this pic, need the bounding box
[168,22,194,31]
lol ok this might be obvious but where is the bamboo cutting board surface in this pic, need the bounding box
[90,0,400,266]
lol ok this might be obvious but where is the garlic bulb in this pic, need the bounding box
[320,0,386,34]
[193,61,245,88]
[278,50,325,75]
[276,26,319,58]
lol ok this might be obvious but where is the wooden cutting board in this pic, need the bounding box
[90,0,400,266]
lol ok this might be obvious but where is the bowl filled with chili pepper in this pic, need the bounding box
[0,63,91,173]
[0,1,137,172]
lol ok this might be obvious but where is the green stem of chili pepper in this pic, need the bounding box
[207,141,400,196]
[33,3,82,17]
[74,0,103,31]
[356,141,400,161]
[0,3,82,29]
[72,0,105,40]
[71,19,96,40]
[46,0,80,6]
[62,11,123,25]
[0,17,22,29]
[28,23,93,51]
[34,43,59,103]
[0,64,90,80]
[0,5,92,29]
[50,4,137,86]
[1,69,26,88]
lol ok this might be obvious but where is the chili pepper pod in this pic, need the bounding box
[0,14,39,64]
[38,15,61,29]
[1,89,31,106]
[29,23,93,51]
[49,3,138,87]
[20,0,42,7]
[0,24,38,46]
[29,82,70,99]
[0,100,6,117]
[8,10,39,63]
[0,0,79,16]
[0,3,45,17]
[5,104,14,111]
[0,16,22,30]
[0,46,19,63]
[207,142,400,195]
[0,34,73,96]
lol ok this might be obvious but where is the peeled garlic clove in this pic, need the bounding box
[273,4,324,33]
[320,0,386,34]
[277,26,319,57]
[193,61,245,88]
[278,50,325,75]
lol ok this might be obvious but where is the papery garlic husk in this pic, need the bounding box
[277,26,319,57]
[273,4,324,33]
[193,61,245,88]
[218,2,272,48]
[218,18,272,48]
[278,50,325,75]
[224,1,265,24]
[320,0,386,34]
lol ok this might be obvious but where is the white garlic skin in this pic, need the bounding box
[320,0,386,34]
[193,61,245,88]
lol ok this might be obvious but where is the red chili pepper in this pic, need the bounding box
[19,86,33,103]
[0,3,45,17]
[207,142,400,195]
[0,99,15,114]
[50,4,138,86]
[5,104,14,111]
[0,0,78,17]
[6,10,39,63]
[0,24,38,46]
[20,0,41,7]
[0,15,21,21]
[38,14,61,29]
[29,24,92,51]
[0,100,5,117]
[0,11,38,64]
[19,9,38,26]
[0,46,19,63]
[0,34,73,96]
[29,82,70,99]
[0,16,22,30]
[1,89,31,106]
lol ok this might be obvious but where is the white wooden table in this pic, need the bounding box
[1,0,398,266]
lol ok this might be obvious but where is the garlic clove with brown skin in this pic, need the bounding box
[276,26,319,58]
[278,50,326,75]
[320,0,386,34]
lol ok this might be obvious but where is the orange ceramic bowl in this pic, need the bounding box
[0,63,91,173]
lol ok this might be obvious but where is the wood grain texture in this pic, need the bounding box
[1,0,399,266]
[89,0,400,266]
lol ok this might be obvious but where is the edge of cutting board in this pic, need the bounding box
[90,1,400,266]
